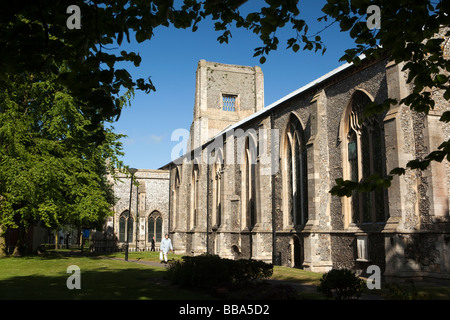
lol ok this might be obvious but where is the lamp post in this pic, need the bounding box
[125,167,138,261]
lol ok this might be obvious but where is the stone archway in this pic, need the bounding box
[292,235,304,268]
[231,245,242,260]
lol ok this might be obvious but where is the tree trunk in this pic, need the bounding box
[80,230,84,252]
[65,233,70,249]
[0,227,6,257]
[54,231,58,250]
[12,224,26,256]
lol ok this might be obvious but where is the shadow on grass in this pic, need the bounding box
[0,268,213,300]
[0,253,210,300]
[2,253,70,260]
[3,250,144,261]
[2,249,98,260]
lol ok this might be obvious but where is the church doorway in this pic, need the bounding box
[292,235,303,268]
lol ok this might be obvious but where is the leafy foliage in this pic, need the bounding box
[0,70,126,254]
[317,268,365,300]
[0,0,324,133]
[166,254,273,289]
[386,280,418,300]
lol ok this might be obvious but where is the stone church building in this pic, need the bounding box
[110,32,450,280]
[108,169,170,251]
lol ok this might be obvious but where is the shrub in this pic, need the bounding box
[229,258,273,284]
[386,281,418,300]
[166,254,273,290]
[317,268,365,300]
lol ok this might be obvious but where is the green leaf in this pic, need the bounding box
[444,88,450,101]
[135,30,147,43]
[440,111,450,123]
[389,167,406,176]
[435,74,448,84]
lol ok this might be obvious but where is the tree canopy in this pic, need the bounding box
[0,69,126,254]
[0,0,323,135]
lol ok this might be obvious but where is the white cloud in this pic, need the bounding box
[121,137,136,145]
[146,134,165,144]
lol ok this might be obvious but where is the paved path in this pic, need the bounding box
[103,257,170,268]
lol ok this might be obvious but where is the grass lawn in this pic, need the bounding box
[2,250,449,300]
[103,251,325,285]
[0,250,326,300]
[99,250,174,263]
[272,265,323,286]
[0,251,210,300]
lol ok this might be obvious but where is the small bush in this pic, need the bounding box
[229,258,273,284]
[167,254,233,288]
[317,268,365,300]
[166,254,273,290]
[386,281,418,300]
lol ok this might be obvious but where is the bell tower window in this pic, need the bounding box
[222,94,237,111]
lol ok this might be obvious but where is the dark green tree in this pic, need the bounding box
[0,0,323,135]
[0,71,127,255]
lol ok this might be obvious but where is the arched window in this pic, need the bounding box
[283,114,308,227]
[172,168,180,230]
[344,90,388,225]
[119,216,126,242]
[127,217,134,242]
[148,211,163,243]
[119,211,134,242]
[155,217,162,242]
[213,150,224,229]
[190,163,200,230]
[242,135,257,230]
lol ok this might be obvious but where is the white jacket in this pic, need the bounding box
[160,238,173,253]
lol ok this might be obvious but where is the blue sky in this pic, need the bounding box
[111,1,358,170]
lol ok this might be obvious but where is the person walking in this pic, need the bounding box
[160,234,173,264]
[151,236,155,251]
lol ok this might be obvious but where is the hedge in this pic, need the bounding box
[166,254,273,289]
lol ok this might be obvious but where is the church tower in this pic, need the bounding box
[189,60,264,150]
